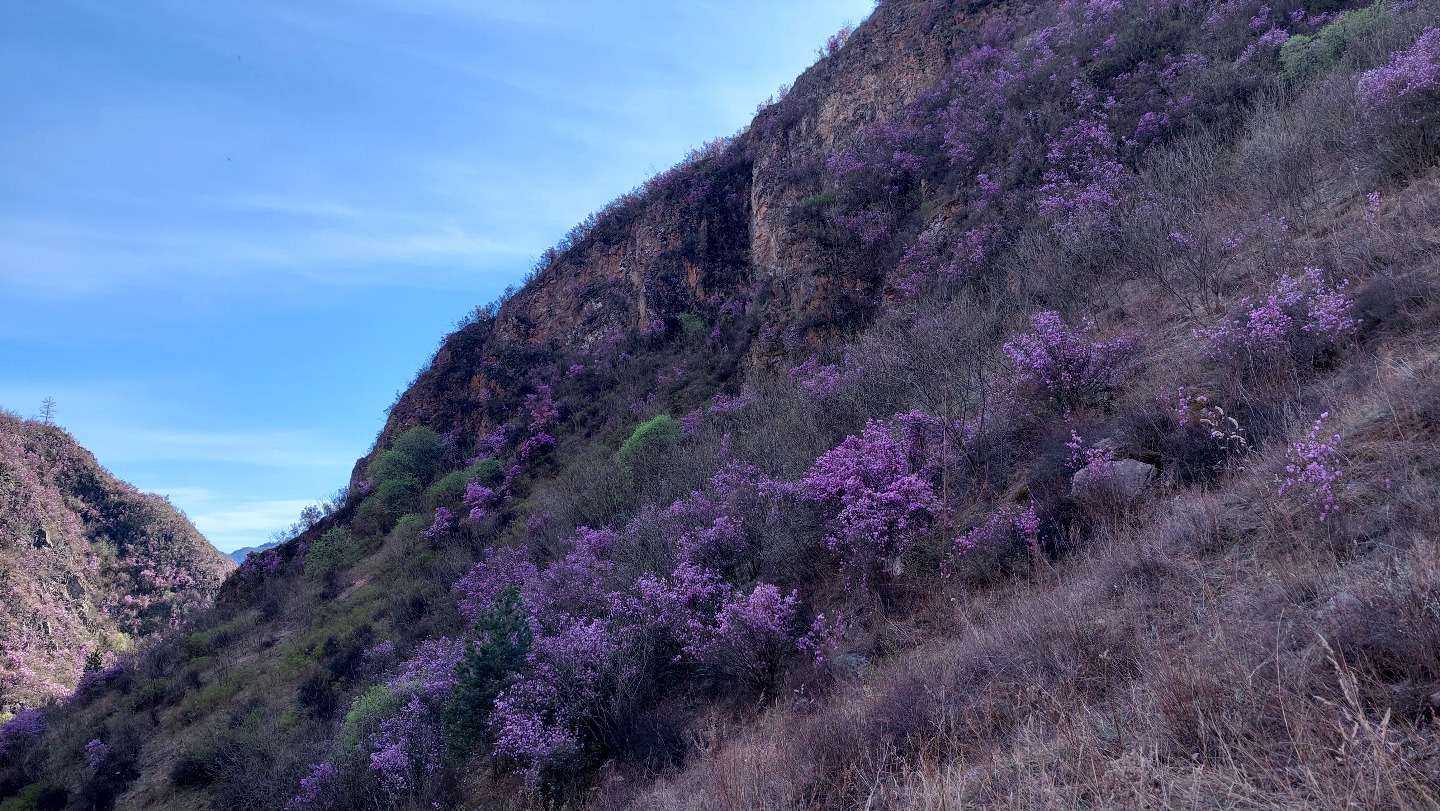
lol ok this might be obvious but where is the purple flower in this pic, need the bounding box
[788,357,849,397]
[951,503,1042,564]
[684,584,799,686]
[1003,311,1130,412]
[85,738,109,771]
[463,481,500,522]
[0,709,45,758]
[1279,412,1346,523]
[454,546,539,625]
[1358,29,1440,128]
[287,760,339,811]
[518,431,556,460]
[798,414,945,579]
[475,426,509,456]
[1198,268,1356,360]
[421,506,455,539]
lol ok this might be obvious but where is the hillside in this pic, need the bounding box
[5,0,1440,808]
[0,412,233,716]
[226,542,280,565]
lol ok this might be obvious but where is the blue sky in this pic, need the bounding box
[0,0,874,552]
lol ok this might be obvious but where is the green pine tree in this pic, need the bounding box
[445,585,532,753]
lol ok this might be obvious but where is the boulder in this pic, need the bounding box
[1071,458,1157,502]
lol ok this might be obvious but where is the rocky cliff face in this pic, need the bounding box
[356,0,968,480]
[0,413,232,713]
[12,0,1440,805]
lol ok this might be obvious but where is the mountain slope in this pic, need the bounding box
[6,0,1440,808]
[0,412,233,714]
[226,542,279,565]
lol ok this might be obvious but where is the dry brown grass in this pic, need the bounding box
[617,55,1440,810]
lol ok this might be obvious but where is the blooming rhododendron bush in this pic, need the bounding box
[12,0,1440,808]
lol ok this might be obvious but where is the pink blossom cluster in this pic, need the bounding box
[1278,412,1346,523]
[474,426,509,457]
[1003,311,1131,411]
[1357,29,1440,128]
[952,503,1042,560]
[797,413,944,579]
[789,356,850,397]
[1198,268,1357,360]
[822,24,854,58]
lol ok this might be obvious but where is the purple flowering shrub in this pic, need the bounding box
[825,122,934,244]
[1358,28,1440,169]
[797,413,945,580]
[286,760,339,811]
[361,638,464,800]
[437,462,809,788]
[1003,311,1132,413]
[492,618,622,783]
[789,357,850,398]
[0,708,45,759]
[85,737,109,772]
[821,24,854,58]
[236,548,283,580]
[1197,267,1357,365]
[420,506,455,539]
[1037,112,1130,248]
[1278,412,1347,523]
[462,479,501,522]
[453,546,539,625]
[685,584,799,690]
[949,503,1042,574]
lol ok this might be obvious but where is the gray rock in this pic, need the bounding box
[830,652,868,682]
[1071,458,1157,502]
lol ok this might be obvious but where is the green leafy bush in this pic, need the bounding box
[1281,4,1385,83]
[618,415,684,483]
[305,527,355,579]
[386,426,445,484]
[0,783,60,811]
[395,512,428,541]
[355,426,447,534]
[354,476,422,536]
[677,313,707,338]
[338,684,401,751]
[426,458,503,509]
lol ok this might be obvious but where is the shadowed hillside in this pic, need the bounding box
[5,0,1440,808]
[0,412,233,716]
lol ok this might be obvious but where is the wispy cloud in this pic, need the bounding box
[180,497,319,552]
[201,193,364,219]
[0,213,534,295]
[112,428,354,468]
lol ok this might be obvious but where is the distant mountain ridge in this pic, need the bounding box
[0,412,233,713]
[226,541,280,564]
